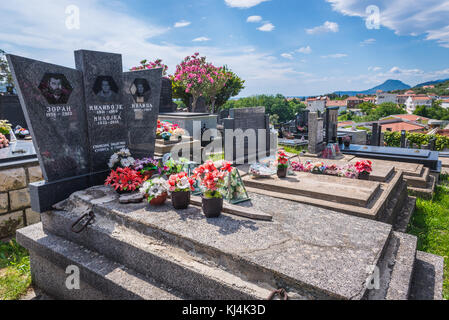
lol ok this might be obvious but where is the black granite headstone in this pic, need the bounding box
[191,96,208,113]
[75,50,127,172]
[159,77,177,113]
[0,95,27,128]
[7,54,90,182]
[325,107,339,143]
[296,109,309,127]
[400,130,407,148]
[123,68,162,158]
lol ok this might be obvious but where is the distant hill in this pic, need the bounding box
[334,79,411,96]
[414,78,449,88]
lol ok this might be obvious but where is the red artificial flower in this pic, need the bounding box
[105,167,143,192]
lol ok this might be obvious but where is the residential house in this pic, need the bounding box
[346,96,364,109]
[441,99,449,109]
[397,93,415,105]
[405,96,432,114]
[422,85,435,89]
[376,93,398,105]
[326,100,347,114]
[306,96,327,113]
[363,96,376,104]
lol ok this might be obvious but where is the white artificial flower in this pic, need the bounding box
[128,157,135,166]
[177,177,190,190]
[121,158,131,168]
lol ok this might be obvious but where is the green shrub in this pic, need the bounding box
[384,131,449,151]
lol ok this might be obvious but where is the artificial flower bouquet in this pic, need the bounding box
[0,133,9,149]
[355,160,373,180]
[0,120,12,137]
[108,148,135,170]
[168,172,195,209]
[14,125,29,139]
[134,157,160,180]
[140,178,170,206]
[193,161,233,218]
[277,150,289,178]
[104,167,143,194]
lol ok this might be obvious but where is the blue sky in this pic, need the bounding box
[1,0,449,96]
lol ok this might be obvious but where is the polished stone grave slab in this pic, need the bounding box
[7,54,90,181]
[123,68,162,158]
[0,140,36,165]
[342,144,441,172]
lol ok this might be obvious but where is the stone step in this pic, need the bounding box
[377,179,408,225]
[404,167,430,188]
[393,196,417,233]
[16,223,187,300]
[407,173,437,200]
[40,208,276,300]
[45,185,396,300]
[409,251,445,300]
[366,231,417,300]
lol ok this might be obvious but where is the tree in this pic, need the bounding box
[358,102,376,115]
[414,100,449,120]
[172,53,229,113]
[0,49,13,88]
[213,66,245,111]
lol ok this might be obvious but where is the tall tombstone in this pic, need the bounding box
[123,68,162,158]
[7,55,90,182]
[325,107,339,143]
[296,109,309,127]
[308,112,325,155]
[190,96,208,113]
[371,123,380,146]
[75,50,127,173]
[159,77,177,113]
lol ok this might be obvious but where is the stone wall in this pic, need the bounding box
[0,161,42,239]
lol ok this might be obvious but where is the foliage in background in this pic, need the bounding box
[408,176,449,300]
[0,49,13,87]
[414,100,449,121]
[393,79,449,97]
[222,94,306,123]
[339,102,406,122]
[384,131,449,151]
[0,239,31,300]
[130,58,168,76]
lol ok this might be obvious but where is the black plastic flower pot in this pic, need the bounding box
[172,191,191,210]
[277,167,288,178]
[202,196,223,218]
[358,171,370,180]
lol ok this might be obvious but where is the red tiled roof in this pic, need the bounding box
[390,114,430,122]
[381,122,426,133]
[347,96,362,101]
[412,96,432,101]
[338,121,355,127]
[327,100,347,107]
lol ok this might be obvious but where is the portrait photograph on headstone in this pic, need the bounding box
[0,0,447,308]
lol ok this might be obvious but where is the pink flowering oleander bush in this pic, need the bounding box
[172,53,231,112]
[131,59,168,76]
[291,160,358,179]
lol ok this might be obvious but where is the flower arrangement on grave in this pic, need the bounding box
[168,172,195,209]
[13,125,29,139]
[105,167,143,194]
[133,157,160,181]
[131,59,169,76]
[192,161,233,218]
[277,151,289,178]
[140,177,170,206]
[291,160,359,179]
[156,120,184,140]
[0,120,12,138]
[0,133,9,149]
[220,167,250,204]
[108,148,135,170]
[160,156,189,178]
[172,53,231,113]
[354,160,373,180]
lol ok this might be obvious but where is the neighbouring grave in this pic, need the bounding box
[0,95,27,128]
[307,112,325,156]
[223,107,274,164]
[159,78,177,113]
[7,50,161,212]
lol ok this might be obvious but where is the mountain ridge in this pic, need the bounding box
[334,79,411,96]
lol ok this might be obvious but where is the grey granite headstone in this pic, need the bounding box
[191,96,208,113]
[308,112,325,155]
[159,77,177,113]
[75,50,127,172]
[7,54,90,182]
[371,123,382,146]
[123,68,162,158]
[325,107,338,143]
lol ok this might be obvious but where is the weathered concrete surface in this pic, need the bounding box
[243,172,380,207]
[44,186,394,300]
[410,251,445,300]
[17,223,186,300]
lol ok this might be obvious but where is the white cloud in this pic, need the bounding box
[193,37,211,42]
[389,66,423,75]
[281,53,293,60]
[257,22,275,32]
[321,53,348,58]
[247,16,262,23]
[360,38,376,46]
[368,66,382,72]
[297,46,312,54]
[174,20,191,28]
[306,21,339,34]
[225,0,270,8]
[327,0,449,48]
